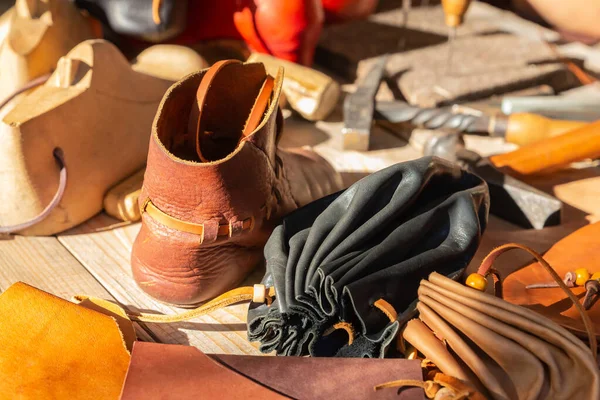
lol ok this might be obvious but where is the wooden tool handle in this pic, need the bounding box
[490,119,600,175]
[504,113,587,146]
[442,0,472,27]
[246,52,340,121]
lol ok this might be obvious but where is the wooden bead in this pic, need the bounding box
[575,268,590,286]
[591,272,600,281]
[466,273,487,291]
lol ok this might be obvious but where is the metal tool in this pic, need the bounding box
[502,95,600,122]
[375,101,587,146]
[342,58,587,150]
[423,132,562,229]
[441,0,472,73]
[342,56,387,151]
[400,0,411,50]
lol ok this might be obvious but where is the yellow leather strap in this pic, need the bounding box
[128,285,275,323]
[140,198,254,244]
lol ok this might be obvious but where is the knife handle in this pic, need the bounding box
[490,119,600,175]
[503,113,587,146]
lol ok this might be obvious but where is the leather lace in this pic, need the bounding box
[0,148,67,235]
[128,285,275,323]
[478,243,597,361]
[0,75,66,234]
[0,73,51,112]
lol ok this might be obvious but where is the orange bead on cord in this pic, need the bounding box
[591,272,600,281]
[575,268,591,286]
[465,273,487,291]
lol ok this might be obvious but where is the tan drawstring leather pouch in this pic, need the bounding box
[0,282,135,399]
[402,244,600,400]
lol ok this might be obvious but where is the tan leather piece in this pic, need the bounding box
[131,61,343,306]
[0,39,206,235]
[406,272,600,400]
[504,222,600,337]
[0,0,96,107]
[403,320,476,389]
[0,282,132,399]
[120,342,425,400]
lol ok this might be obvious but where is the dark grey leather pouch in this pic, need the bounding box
[247,156,490,358]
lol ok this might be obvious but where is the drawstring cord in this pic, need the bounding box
[127,285,275,323]
[472,243,597,361]
[0,73,51,111]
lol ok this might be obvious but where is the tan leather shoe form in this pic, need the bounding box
[0,0,97,108]
[0,39,206,236]
[131,60,343,306]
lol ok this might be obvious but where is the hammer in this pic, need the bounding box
[342,57,587,150]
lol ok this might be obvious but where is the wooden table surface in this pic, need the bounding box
[0,112,597,355]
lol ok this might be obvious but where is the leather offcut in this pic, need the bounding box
[119,342,425,400]
[247,156,489,358]
[0,282,134,400]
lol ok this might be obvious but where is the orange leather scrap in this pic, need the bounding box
[0,282,134,399]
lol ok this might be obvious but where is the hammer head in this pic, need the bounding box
[342,56,387,151]
[424,133,562,229]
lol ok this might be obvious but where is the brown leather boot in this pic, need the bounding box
[131,60,343,306]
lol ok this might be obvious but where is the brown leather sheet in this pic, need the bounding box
[120,342,424,400]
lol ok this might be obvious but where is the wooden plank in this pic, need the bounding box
[0,234,154,342]
[58,214,263,355]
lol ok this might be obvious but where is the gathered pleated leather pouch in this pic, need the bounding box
[246,156,489,358]
[402,244,600,400]
[0,282,135,399]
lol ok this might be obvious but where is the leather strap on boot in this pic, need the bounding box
[140,198,255,244]
[0,148,67,235]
